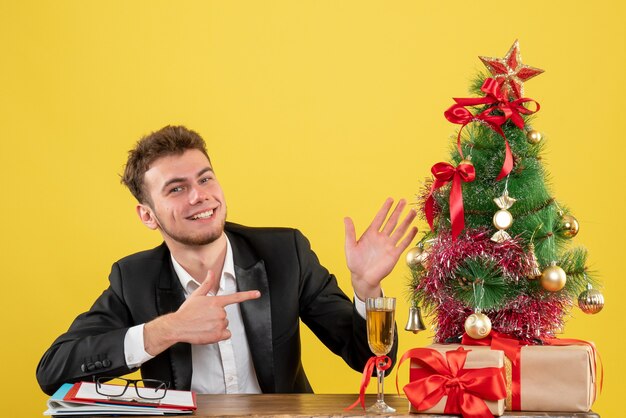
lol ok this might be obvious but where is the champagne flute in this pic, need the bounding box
[366,297,396,414]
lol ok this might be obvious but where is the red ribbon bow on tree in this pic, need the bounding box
[444,77,540,181]
[425,160,476,240]
[397,347,506,418]
[345,355,392,410]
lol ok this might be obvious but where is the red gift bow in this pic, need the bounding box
[462,331,526,410]
[345,355,392,410]
[396,347,506,418]
[444,77,540,181]
[424,161,476,240]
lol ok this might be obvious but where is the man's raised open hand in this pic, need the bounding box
[344,198,418,301]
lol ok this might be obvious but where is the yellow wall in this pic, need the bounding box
[1,1,623,416]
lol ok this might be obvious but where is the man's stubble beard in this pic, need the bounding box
[154,209,227,247]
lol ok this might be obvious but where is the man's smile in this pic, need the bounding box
[187,209,215,220]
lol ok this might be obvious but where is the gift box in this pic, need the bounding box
[434,341,598,412]
[401,345,506,417]
[504,343,596,412]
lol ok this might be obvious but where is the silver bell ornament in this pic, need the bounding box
[404,302,427,333]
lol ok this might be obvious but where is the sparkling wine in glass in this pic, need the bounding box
[366,297,396,414]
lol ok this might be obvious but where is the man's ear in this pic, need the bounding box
[136,203,159,230]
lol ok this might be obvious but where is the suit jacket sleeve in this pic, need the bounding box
[293,230,399,373]
[36,263,136,395]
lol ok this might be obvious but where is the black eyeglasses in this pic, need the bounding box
[94,377,170,402]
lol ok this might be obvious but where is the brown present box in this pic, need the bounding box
[407,344,506,416]
[507,343,597,412]
[430,342,598,412]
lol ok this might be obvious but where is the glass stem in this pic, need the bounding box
[376,363,385,404]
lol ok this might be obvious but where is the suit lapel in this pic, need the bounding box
[228,231,276,393]
[156,249,193,390]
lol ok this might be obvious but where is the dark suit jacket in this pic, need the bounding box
[37,223,398,395]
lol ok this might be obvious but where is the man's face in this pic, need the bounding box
[139,149,227,247]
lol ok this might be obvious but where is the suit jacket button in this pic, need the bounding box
[94,361,103,369]
[87,363,96,371]
[103,359,111,367]
[81,364,87,372]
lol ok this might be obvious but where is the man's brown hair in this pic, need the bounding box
[121,125,211,204]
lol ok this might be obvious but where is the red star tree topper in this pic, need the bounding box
[479,40,544,100]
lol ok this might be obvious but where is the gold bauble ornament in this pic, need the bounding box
[578,284,604,314]
[406,245,428,270]
[459,159,474,167]
[558,214,580,238]
[464,312,492,339]
[526,129,543,144]
[540,262,567,292]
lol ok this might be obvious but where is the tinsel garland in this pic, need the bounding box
[413,228,569,343]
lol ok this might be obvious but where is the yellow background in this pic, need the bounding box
[1,1,624,416]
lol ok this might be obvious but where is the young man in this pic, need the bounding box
[36,125,418,395]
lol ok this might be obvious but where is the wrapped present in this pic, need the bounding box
[458,333,600,412]
[398,346,506,417]
[509,343,597,412]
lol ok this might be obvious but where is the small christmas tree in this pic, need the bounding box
[407,40,604,344]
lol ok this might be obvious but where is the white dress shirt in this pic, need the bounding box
[123,236,368,393]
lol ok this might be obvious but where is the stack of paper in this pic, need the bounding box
[44,382,196,416]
